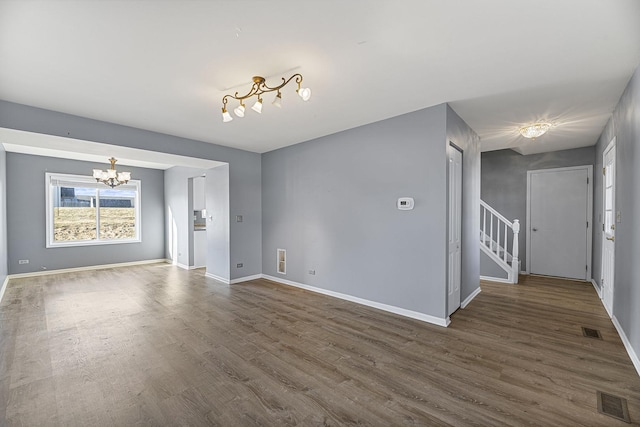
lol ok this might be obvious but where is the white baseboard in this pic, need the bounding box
[230,274,263,284]
[461,287,481,309]
[612,315,640,378]
[8,259,168,279]
[0,276,9,305]
[204,272,230,284]
[176,263,196,270]
[590,278,602,298]
[480,275,512,284]
[262,274,450,327]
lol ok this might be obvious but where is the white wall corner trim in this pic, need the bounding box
[262,274,450,327]
[461,287,481,309]
[204,272,230,285]
[480,275,513,284]
[612,316,640,378]
[8,259,169,279]
[0,276,9,305]
[230,274,263,284]
[590,279,602,298]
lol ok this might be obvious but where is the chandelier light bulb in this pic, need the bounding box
[298,87,311,101]
[519,122,552,139]
[252,97,263,114]
[234,103,245,117]
[221,107,233,122]
[272,92,282,108]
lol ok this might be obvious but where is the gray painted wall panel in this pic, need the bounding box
[0,147,7,286]
[6,153,164,273]
[594,63,640,363]
[446,105,481,304]
[262,104,451,319]
[0,100,262,279]
[480,251,509,280]
[480,146,595,273]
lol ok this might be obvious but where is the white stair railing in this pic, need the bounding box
[480,200,520,283]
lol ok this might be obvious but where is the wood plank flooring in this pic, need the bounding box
[1,265,639,426]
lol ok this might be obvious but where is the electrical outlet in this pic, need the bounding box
[308,269,316,275]
[236,263,243,268]
[18,259,29,264]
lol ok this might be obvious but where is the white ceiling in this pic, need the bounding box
[0,0,639,155]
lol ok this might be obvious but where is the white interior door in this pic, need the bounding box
[602,139,616,316]
[447,144,462,316]
[528,166,592,280]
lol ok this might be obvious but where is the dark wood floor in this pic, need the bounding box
[1,265,638,426]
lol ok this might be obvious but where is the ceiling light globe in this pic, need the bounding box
[234,104,245,117]
[519,122,552,139]
[222,109,233,122]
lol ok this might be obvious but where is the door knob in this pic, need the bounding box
[606,236,615,241]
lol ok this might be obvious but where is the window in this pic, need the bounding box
[46,173,141,247]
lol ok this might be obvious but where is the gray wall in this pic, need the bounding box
[0,146,7,287]
[6,153,164,274]
[480,251,508,280]
[446,105,481,304]
[262,103,479,321]
[480,146,596,273]
[0,100,262,280]
[593,63,640,362]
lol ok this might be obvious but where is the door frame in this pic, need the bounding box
[601,137,616,316]
[525,165,593,279]
[446,142,463,316]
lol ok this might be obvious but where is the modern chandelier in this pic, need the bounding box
[519,122,552,139]
[221,73,311,122]
[92,157,131,188]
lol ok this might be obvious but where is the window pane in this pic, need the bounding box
[53,186,97,242]
[98,188,136,240]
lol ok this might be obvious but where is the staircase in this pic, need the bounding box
[480,200,520,284]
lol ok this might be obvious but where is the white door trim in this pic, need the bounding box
[446,142,463,316]
[601,137,616,317]
[525,165,593,279]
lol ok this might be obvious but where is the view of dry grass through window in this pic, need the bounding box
[53,207,135,241]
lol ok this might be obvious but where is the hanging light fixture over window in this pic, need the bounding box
[519,122,552,139]
[92,157,131,188]
[221,74,311,122]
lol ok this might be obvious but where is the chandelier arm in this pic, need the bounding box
[261,74,302,91]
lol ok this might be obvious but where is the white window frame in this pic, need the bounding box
[45,172,142,248]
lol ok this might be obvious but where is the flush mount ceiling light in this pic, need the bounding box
[221,74,311,122]
[92,157,131,188]
[519,122,552,139]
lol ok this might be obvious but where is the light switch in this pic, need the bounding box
[616,211,622,223]
[236,215,243,222]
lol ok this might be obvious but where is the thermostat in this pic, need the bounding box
[397,197,414,210]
